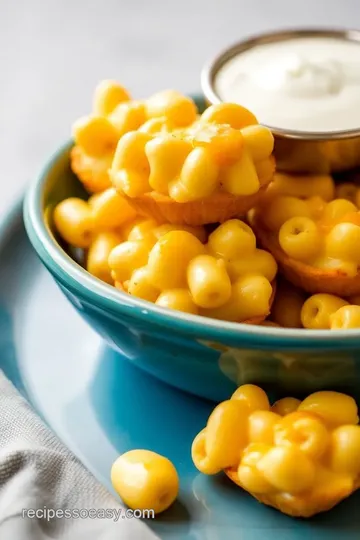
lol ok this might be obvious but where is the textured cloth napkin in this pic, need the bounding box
[0,370,158,540]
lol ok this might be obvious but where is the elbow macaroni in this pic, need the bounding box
[70,80,275,229]
[106,218,275,322]
[70,80,273,203]
[71,82,201,194]
[109,103,274,203]
[53,182,276,322]
[58,80,360,330]
[111,449,179,515]
[257,189,360,281]
[192,384,360,517]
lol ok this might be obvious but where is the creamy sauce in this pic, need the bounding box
[215,37,360,132]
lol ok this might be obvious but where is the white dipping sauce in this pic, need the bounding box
[215,37,360,133]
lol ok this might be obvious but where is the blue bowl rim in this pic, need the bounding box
[23,138,360,349]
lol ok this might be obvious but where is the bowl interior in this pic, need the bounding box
[23,96,360,351]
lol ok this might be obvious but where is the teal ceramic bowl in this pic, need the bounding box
[23,98,360,402]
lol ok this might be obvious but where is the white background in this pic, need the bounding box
[1,0,359,215]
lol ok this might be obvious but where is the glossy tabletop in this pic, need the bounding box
[1,201,360,539]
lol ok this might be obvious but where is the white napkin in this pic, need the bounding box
[0,370,158,540]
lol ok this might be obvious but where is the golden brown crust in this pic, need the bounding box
[70,146,113,193]
[225,469,353,518]
[252,212,360,297]
[120,178,272,227]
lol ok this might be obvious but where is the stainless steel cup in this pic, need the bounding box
[201,28,360,174]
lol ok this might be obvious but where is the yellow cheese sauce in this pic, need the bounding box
[215,37,360,133]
